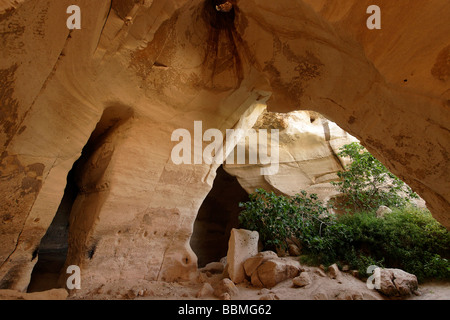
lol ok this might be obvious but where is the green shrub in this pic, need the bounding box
[331,142,418,213]
[238,189,336,252]
[330,207,449,281]
[239,190,450,282]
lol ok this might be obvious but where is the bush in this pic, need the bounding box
[239,190,450,282]
[238,189,337,253]
[325,207,450,281]
[331,142,418,213]
[344,207,450,281]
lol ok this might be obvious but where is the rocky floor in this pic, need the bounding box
[2,257,449,300]
[65,264,449,301]
[1,274,448,300]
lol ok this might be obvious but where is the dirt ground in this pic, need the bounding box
[2,262,448,300]
[67,265,449,301]
[405,280,450,300]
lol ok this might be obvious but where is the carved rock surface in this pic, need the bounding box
[0,0,449,294]
[225,110,358,202]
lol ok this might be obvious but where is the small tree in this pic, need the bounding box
[331,142,418,213]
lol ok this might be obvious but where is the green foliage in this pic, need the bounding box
[331,142,418,213]
[336,207,450,281]
[239,189,450,282]
[238,189,335,252]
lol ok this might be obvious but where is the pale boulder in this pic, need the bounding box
[0,0,449,296]
[226,229,259,284]
[196,283,214,298]
[328,263,341,279]
[259,293,280,300]
[288,244,301,256]
[213,278,239,298]
[378,268,419,297]
[251,271,264,288]
[243,251,278,277]
[200,262,224,275]
[313,291,329,300]
[253,258,301,288]
[293,272,312,287]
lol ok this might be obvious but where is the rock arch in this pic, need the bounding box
[0,0,449,293]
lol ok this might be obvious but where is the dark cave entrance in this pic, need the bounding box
[204,0,236,30]
[27,106,133,292]
[190,165,249,268]
[27,160,79,292]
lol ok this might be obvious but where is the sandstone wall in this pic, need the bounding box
[225,110,358,202]
[0,0,448,292]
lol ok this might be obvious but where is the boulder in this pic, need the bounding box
[0,0,449,296]
[243,251,278,277]
[226,229,259,284]
[336,290,364,300]
[200,262,224,274]
[327,263,341,279]
[314,268,327,277]
[376,206,392,218]
[378,268,418,297]
[251,270,264,288]
[196,283,214,298]
[213,278,239,298]
[219,293,231,301]
[253,258,301,288]
[293,272,312,287]
[288,244,301,256]
[350,270,359,278]
[313,291,329,300]
[259,293,280,300]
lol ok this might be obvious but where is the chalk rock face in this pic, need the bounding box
[0,0,449,295]
[224,110,358,202]
[227,229,259,284]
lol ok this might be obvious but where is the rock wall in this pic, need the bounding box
[225,110,358,202]
[0,0,449,293]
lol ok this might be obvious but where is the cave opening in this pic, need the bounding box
[190,165,249,268]
[204,0,236,30]
[27,156,80,292]
[27,106,133,292]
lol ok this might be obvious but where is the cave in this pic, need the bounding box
[27,106,133,292]
[204,0,236,30]
[190,165,249,268]
[1,0,449,301]
[26,165,78,292]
